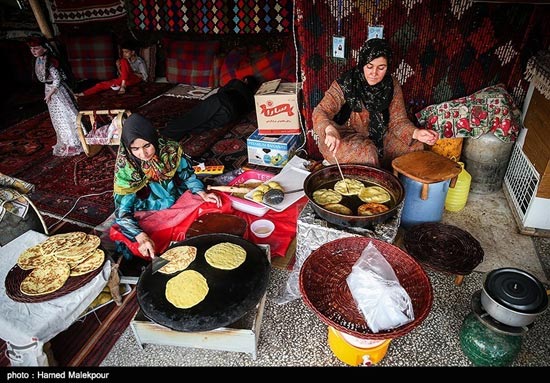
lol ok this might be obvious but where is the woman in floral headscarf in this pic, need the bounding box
[111,113,220,260]
[27,35,83,157]
[312,38,438,169]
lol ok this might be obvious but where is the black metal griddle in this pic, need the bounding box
[137,233,270,332]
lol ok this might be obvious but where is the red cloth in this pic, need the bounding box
[109,191,306,260]
[83,58,142,96]
[109,191,232,259]
[233,196,308,257]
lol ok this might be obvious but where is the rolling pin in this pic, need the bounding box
[207,185,254,193]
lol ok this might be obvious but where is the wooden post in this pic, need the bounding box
[28,0,54,40]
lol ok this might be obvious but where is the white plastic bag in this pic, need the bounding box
[346,242,414,333]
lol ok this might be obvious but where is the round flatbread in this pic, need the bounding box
[358,186,391,204]
[17,245,53,270]
[40,232,87,256]
[334,178,364,196]
[312,188,342,205]
[158,246,197,275]
[357,202,390,216]
[165,270,209,309]
[324,203,353,215]
[205,242,246,270]
[54,234,101,259]
[20,259,70,296]
[69,249,105,277]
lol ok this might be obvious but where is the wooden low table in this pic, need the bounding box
[392,151,462,200]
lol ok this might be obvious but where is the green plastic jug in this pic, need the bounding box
[445,162,471,212]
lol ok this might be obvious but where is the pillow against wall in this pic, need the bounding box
[415,84,522,143]
[65,35,117,81]
[219,45,296,86]
[164,39,221,87]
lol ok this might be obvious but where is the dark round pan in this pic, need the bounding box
[303,164,404,228]
[137,233,270,332]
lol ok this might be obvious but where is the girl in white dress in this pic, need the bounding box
[27,35,82,157]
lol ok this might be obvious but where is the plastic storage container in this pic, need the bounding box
[400,175,450,228]
[227,170,274,216]
[445,162,471,212]
[327,327,391,366]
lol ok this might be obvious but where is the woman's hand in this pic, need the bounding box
[324,125,341,154]
[198,191,221,207]
[413,128,439,146]
[135,232,155,259]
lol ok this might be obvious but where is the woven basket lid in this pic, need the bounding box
[404,222,484,275]
[299,237,433,340]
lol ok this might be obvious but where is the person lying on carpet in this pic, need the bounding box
[76,40,147,97]
[110,113,221,260]
[162,75,261,140]
[27,34,83,157]
[312,38,438,169]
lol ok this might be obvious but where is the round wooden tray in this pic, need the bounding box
[4,259,106,303]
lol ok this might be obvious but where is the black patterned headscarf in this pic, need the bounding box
[337,38,394,155]
[114,113,182,195]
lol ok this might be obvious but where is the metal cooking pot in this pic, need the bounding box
[137,233,270,332]
[303,164,404,228]
[480,268,548,328]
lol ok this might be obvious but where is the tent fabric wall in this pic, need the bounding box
[295,0,550,159]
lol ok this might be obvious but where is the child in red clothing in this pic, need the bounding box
[76,41,147,97]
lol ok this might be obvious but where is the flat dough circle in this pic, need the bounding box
[358,186,391,203]
[312,188,342,205]
[205,242,246,270]
[158,246,197,274]
[324,203,353,215]
[357,202,390,216]
[165,270,209,309]
[69,249,105,277]
[334,178,364,196]
[17,245,52,270]
[20,259,70,296]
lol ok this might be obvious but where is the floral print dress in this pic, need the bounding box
[35,56,83,156]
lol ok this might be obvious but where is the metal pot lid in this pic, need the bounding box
[484,268,548,314]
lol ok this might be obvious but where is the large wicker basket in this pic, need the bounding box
[299,237,433,340]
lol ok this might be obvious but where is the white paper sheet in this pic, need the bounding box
[244,155,311,212]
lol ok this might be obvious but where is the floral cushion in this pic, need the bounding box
[415,84,522,143]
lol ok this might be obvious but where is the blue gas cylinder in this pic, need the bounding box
[399,175,450,228]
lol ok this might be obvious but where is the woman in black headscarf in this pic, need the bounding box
[312,38,438,169]
[111,113,220,260]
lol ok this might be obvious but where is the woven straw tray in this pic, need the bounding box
[299,237,433,340]
[404,223,484,275]
[4,259,106,303]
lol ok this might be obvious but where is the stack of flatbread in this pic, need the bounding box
[16,232,105,296]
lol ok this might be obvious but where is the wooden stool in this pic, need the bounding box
[76,109,131,157]
[392,151,462,228]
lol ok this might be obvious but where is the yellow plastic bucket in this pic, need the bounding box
[327,327,391,366]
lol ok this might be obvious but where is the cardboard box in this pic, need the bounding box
[255,79,301,135]
[247,129,300,168]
